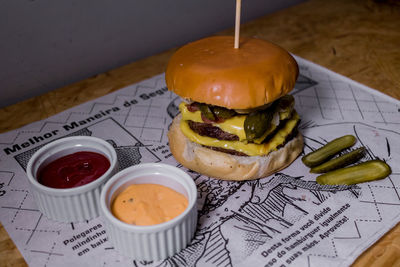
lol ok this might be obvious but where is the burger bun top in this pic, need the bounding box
[165,36,299,109]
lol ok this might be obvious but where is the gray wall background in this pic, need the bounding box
[0,0,304,108]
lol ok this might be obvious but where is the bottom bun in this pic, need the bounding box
[168,115,304,181]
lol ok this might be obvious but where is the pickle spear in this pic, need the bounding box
[302,135,357,167]
[212,106,236,119]
[316,160,392,185]
[244,110,274,142]
[310,147,366,173]
[199,103,216,121]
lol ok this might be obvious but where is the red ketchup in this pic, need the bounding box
[38,151,110,189]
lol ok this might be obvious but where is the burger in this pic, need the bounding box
[166,36,303,181]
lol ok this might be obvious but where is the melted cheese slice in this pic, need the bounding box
[180,111,300,156]
[180,102,247,140]
[179,102,294,143]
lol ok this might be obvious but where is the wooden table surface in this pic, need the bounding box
[1,0,400,266]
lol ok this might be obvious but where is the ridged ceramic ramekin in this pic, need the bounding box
[100,163,198,261]
[26,136,118,222]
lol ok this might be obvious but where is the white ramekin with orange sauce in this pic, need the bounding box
[100,163,198,261]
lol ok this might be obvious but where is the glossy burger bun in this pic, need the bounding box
[165,36,299,109]
[168,115,304,181]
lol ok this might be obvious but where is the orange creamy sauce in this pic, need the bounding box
[111,184,188,226]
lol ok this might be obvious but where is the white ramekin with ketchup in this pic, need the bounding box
[26,136,118,222]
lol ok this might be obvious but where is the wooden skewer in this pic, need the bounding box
[234,0,241,49]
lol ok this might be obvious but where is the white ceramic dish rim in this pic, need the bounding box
[26,136,118,196]
[100,163,197,233]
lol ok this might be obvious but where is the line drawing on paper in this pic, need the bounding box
[138,172,359,267]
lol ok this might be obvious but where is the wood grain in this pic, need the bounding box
[0,224,26,267]
[1,0,399,266]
